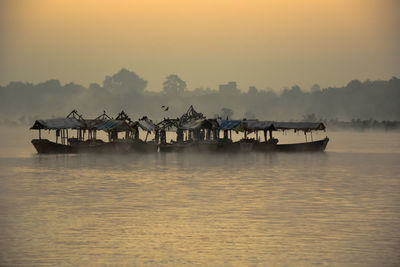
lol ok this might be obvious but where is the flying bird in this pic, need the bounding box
[161,106,169,111]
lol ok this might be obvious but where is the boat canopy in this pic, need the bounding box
[273,122,325,131]
[94,120,132,132]
[30,118,85,130]
[242,120,276,131]
[179,105,205,125]
[180,119,216,130]
[157,118,180,132]
[217,120,242,130]
[138,117,158,132]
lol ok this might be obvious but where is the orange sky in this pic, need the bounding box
[1,0,399,91]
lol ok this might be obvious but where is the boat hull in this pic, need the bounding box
[159,140,257,153]
[32,138,329,154]
[31,139,76,154]
[274,137,329,152]
[32,139,158,154]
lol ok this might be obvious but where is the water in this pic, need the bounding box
[0,130,399,266]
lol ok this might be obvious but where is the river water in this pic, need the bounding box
[0,130,399,266]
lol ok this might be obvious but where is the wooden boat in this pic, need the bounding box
[271,122,329,152]
[216,138,255,153]
[31,139,77,154]
[275,137,329,152]
[29,107,330,154]
[30,110,158,154]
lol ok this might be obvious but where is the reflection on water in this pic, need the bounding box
[0,131,400,266]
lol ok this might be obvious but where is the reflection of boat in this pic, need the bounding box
[30,106,329,154]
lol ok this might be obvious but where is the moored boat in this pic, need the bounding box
[31,138,77,154]
[30,110,158,154]
[29,106,329,154]
[275,137,329,152]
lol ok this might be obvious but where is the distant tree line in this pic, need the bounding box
[0,68,399,129]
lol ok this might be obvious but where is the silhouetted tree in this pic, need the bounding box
[1,70,399,127]
[220,108,234,119]
[163,74,186,95]
[311,84,321,92]
[102,68,147,93]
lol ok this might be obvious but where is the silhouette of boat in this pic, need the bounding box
[157,111,329,153]
[30,107,329,154]
[30,110,157,154]
[275,137,329,152]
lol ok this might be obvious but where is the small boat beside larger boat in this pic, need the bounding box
[29,106,329,154]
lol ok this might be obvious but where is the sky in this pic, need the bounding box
[0,0,399,91]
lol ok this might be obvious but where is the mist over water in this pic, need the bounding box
[0,129,399,266]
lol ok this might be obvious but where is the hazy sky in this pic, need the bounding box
[1,0,399,91]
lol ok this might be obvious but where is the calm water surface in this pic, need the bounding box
[0,131,399,266]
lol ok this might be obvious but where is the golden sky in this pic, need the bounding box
[1,0,399,91]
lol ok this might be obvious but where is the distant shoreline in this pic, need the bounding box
[325,120,400,131]
[1,118,399,132]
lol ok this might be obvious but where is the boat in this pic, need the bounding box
[29,106,329,154]
[215,120,328,152]
[275,137,329,152]
[30,110,158,154]
[31,138,77,154]
[157,107,228,153]
[30,110,86,153]
[272,122,328,152]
